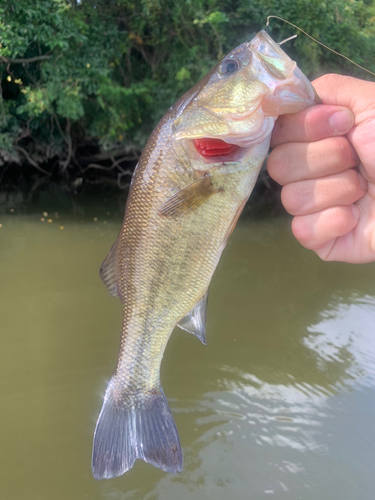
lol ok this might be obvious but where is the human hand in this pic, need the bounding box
[268,74,375,263]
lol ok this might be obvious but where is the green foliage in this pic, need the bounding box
[239,0,375,77]
[1,0,374,174]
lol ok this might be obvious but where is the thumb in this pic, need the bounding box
[313,74,375,116]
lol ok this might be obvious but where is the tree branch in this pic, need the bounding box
[83,163,117,173]
[0,54,52,64]
[117,172,131,190]
[13,146,51,176]
[78,147,140,166]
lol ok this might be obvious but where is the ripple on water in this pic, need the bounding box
[304,294,375,389]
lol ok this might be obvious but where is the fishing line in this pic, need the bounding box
[266,15,375,78]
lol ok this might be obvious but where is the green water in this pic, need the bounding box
[1,193,375,500]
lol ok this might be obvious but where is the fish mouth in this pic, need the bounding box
[181,112,276,164]
[184,109,277,164]
[194,138,240,158]
[192,137,253,164]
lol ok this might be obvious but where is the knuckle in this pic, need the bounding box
[328,206,352,232]
[267,147,287,184]
[303,111,318,139]
[340,170,362,199]
[291,206,355,251]
[330,137,353,167]
[281,183,304,215]
[302,105,330,140]
[291,216,313,247]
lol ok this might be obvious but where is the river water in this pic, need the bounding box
[1,190,375,500]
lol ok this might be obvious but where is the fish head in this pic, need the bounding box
[173,30,319,164]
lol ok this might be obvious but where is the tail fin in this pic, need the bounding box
[92,382,183,479]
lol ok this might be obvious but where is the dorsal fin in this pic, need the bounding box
[99,238,120,299]
[177,290,208,345]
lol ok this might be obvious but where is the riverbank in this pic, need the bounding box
[0,159,284,221]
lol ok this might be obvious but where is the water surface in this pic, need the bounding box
[1,194,375,500]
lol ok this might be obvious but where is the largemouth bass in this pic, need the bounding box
[92,30,319,479]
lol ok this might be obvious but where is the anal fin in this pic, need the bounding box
[177,290,208,345]
[100,238,120,299]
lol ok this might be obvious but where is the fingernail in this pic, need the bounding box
[351,204,362,219]
[329,110,354,133]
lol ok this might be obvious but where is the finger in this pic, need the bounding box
[291,205,361,251]
[313,74,375,114]
[271,105,354,147]
[281,170,367,216]
[268,136,359,186]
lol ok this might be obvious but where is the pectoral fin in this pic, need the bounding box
[159,175,221,217]
[99,238,120,299]
[177,290,208,345]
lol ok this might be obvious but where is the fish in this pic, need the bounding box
[92,30,319,479]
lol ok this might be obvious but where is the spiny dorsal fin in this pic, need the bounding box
[158,175,222,217]
[177,290,208,345]
[99,238,120,299]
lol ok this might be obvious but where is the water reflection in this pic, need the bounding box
[1,206,375,500]
[143,223,375,500]
[304,295,375,388]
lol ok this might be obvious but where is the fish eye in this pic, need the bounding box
[219,58,240,75]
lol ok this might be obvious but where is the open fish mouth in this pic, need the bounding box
[179,108,277,164]
[190,112,275,163]
[192,137,245,163]
[194,138,240,158]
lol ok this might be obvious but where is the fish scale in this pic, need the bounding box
[91,30,319,479]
